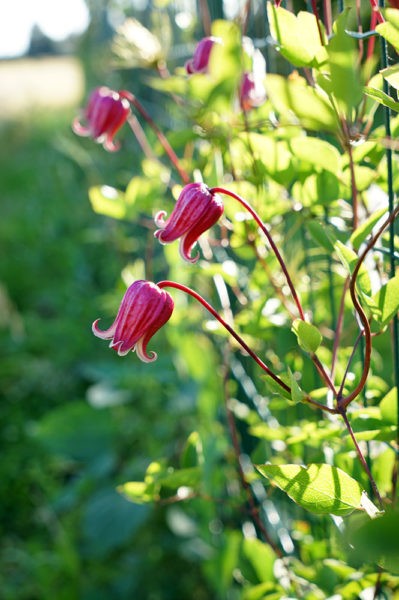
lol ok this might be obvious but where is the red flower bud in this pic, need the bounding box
[239,72,266,112]
[73,86,130,151]
[154,183,224,263]
[92,280,174,362]
[185,36,221,74]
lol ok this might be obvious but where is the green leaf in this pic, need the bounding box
[249,423,287,441]
[34,401,117,462]
[291,319,323,353]
[256,463,364,516]
[159,466,201,490]
[242,134,292,181]
[376,9,399,53]
[118,481,155,504]
[293,172,340,207]
[347,509,399,574]
[180,431,203,469]
[290,136,341,174]
[267,4,325,67]
[266,74,338,133]
[380,387,398,425]
[372,275,399,327]
[241,537,276,584]
[350,207,387,251]
[327,11,364,115]
[89,185,128,220]
[307,220,337,252]
[341,165,376,192]
[288,369,306,404]
[83,488,148,557]
[381,63,399,91]
[364,86,399,113]
[242,582,283,600]
[334,240,372,296]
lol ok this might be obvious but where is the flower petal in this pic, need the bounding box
[92,318,117,340]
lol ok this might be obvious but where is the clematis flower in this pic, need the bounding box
[154,183,224,263]
[239,71,266,112]
[185,36,221,74]
[73,86,131,151]
[92,280,174,362]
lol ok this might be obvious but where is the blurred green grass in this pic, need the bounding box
[0,73,209,596]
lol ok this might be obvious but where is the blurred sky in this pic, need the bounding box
[0,0,90,58]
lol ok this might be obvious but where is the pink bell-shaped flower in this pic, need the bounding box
[154,183,224,263]
[239,71,266,111]
[185,36,221,74]
[92,280,174,362]
[73,86,131,151]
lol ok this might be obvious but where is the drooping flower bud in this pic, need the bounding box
[239,71,266,112]
[154,183,224,263]
[185,36,221,74]
[92,280,174,362]
[73,86,131,151]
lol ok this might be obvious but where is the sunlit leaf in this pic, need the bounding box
[292,319,323,353]
[267,4,326,67]
[372,276,399,327]
[241,537,276,583]
[288,369,306,404]
[341,165,377,192]
[266,74,338,133]
[364,86,399,112]
[290,136,341,174]
[118,481,154,504]
[376,8,399,53]
[381,63,399,91]
[256,463,364,516]
[307,220,337,252]
[380,387,398,425]
[327,10,364,115]
[350,207,387,250]
[293,172,340,207]
[334,240,372,296]
[89,185,128,220]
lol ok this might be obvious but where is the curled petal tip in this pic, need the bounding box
[92,318,104,336]
[154,229,167,244]
[72,117,90,137]
[154,210,167,228]
[103,137,120,152]
[110,340,132,356]
[179,237,199,263]
[135,338,157,363]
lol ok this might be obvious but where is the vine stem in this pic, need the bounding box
[209,186,340,402]
[323,0,332,36]
[157,280,338,414]
[340,202,399,409]
[331,277,350,380]
[120,91,190,185]
[310,0,325,46]
[312,354,338,398]
[209,187,306,320]
[127,115,157,161]
[369,0,385,24]
[347,141,359,230]
[157,279,290,392]
[339,408,383,508]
